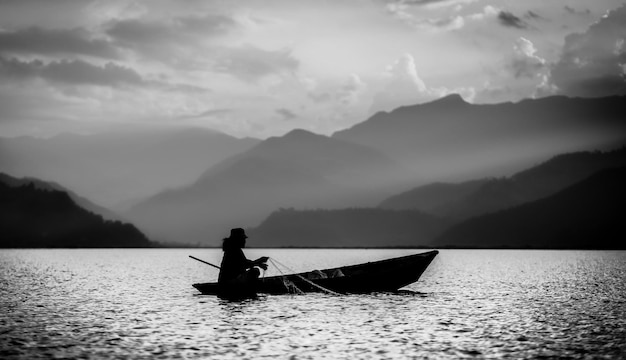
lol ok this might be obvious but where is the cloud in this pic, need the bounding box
[0,56,143,87]
[370,54,473,111]
[215,45,299,82]
[497,11,527,29]
[511,37,546,78]
[548,4,626,97]
[180,108,232,120]
[105,14,237,62]
[389,0,478,9]
[564,6,591,16]
[337,74,367,106]
[276,108,296,120]
[472,37,549,103]
[106,14,236,46]
[524,11,543,20]
[385,2,465,31]
[467,5,499,21]
[0,26,120,59]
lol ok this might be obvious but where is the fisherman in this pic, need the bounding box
[217,228,269,293]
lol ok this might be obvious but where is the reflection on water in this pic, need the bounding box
[1,249,625,359]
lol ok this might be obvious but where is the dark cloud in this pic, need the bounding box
[549,5,626,97]
[107,20,175,45]
[106,14,236,48]
[104,14,237,65]
[498,11,527,29]
[276,108,296,120]
[215,45,299,82]
[0,56,143,86]
[398,0,465,6]
[402,0,446,4]
[0,27,120,59]
[524,11,543,20]
[564,6,591,16]
[0,0,83,5]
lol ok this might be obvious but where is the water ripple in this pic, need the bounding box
[1,249,625,359]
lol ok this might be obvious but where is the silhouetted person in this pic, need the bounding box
[217,228,268,294]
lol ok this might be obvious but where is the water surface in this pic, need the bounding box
[1,249,625,359]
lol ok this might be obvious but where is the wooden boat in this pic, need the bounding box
[192,250,438,296]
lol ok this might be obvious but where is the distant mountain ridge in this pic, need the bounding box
[248,146,626,248]
[0,127,260,208]
[126,130,403,244]
[128,96,626,245]
[433,166,626,249]
[334,94,626,181]
[379,147,626,220]
[379,179,488,214]
[0,181,153,248]
[0,173,120,221]
[5,95,625,247]
[247,208,452,248]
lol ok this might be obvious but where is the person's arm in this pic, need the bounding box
[240,250,269,270]
[247,256,269,270]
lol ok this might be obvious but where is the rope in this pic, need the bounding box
[269,258,341,296]
[269,258,303,294]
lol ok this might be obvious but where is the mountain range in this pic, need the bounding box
[248,147,626,248]
[125,129,403,244]
[126,95,626,245]
[0,173,119,221]
[379,147,626,220]
[0,127,259,209]
[2,94,626,248]
[334,94,626,181]
[248,208,451,248]
[0,174,152,248]
[433,166,626,249]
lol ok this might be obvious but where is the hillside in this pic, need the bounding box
[334,95,626,181]
[0,173,120,221]
[378,179,488,213]
[127,95,626,245]
[247,208,452,248]
[379,147,626,219]
[0,182,153,248]
[0,128,259,208]
[126,130,403,245]
[433,167,626,249]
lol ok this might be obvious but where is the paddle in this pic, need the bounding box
[189,255,221,270]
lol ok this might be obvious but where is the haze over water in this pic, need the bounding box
[1,249,625,359]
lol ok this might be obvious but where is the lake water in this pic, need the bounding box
[1,249,625,359]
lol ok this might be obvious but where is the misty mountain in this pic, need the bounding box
[334,95,626,182]
[247,208,452,248]
[126,130,402,245]
[0,182,153,248]
[0,128,259,208]
[433,167,626,249]
[0,173,120,221]
[379,147,626,220]
[379,179,489,213]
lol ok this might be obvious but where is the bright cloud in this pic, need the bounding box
[0,0,624,138]
[547,4,626,97]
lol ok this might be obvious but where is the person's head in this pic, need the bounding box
[222,228,247,251]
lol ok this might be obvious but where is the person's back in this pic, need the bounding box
[217,228,268,291]
[218,246,248,284]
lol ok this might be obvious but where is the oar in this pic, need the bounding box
[189,255,221,270]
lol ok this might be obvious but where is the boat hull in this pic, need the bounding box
[192,250,438,296]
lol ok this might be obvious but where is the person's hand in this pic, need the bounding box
[257,256,269,263]
[258,263,268,270]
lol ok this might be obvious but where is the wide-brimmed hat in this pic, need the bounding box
[229,228,248,239]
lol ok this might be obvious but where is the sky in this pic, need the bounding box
[0,0,625,138]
